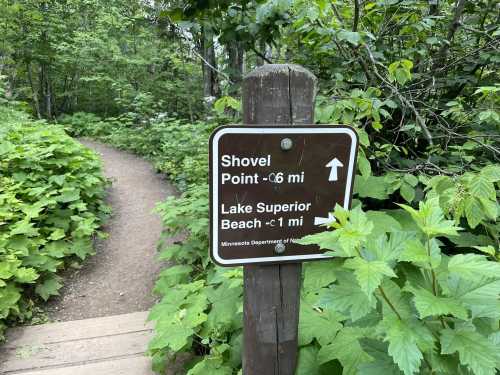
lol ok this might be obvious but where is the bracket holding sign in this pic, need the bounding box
[209,125,359,266]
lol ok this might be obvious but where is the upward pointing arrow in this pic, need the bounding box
[326,158,344,181]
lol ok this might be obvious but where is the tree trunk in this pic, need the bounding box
[227,42,244,96]
[44,65,53,119]
[39,64,46,116]
[256,40,266,66]
[201,26,219,100]
[27,62,42,118]
[429,0,439,16]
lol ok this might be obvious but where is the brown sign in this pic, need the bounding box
[209,125,359,266]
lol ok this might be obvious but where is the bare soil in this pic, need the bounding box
[47,139,177,321]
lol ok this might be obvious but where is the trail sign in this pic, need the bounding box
[209,125,359,266]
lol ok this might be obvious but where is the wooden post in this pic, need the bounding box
[241,64,316,375]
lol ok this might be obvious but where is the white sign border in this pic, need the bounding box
[211,126,358,265]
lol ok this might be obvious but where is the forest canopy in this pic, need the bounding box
[1,0,498,167]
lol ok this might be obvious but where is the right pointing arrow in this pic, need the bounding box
[326,158,343,181]
[314,213,336,226]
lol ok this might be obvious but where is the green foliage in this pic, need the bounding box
[58,112,105,138]
[296,201,500,375]
[388,60,413,86]
[0,0,204,119]
[425,169,500,241]
[213,96,241,116]
[440,328,500,375]
[72,98,499,373]
[0,107,108,338]
[60,113,217,189]
[13,0,498,373]
[111,109,500,374]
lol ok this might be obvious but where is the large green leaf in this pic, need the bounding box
[469,175,496,201]
[35,276,62,301]
[296,231,340,252]
[448,254,500,280]
[155,265,193,291]
[480,165,500,182]
[0,284,21,318]
[441,328,500,375]
[464,197,485,229]
[377,280,414,320]
[399,239,442,269]
[303,260,338,291]
[204,283,241,334]
[444,276,500,319]
[337,30,361,45]
[335,206,374,255]
[299,302,342,346]
[365,211,403,237]
[319,271,376,321]
[186,357,232,375]
[355,175,391,200]
[399,198,461,237]
[359,339,404,375]
[380,317,434,375]
[149,323,194,352]
[14,267,39,283]
[406,285,468,320]
[369,232,414,263]
[296,345,320,375]
[344,258,396,298]
[317,327,373,374]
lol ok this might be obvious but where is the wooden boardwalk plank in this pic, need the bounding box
[4,311,152,348]
[0,311,155,375]
[2,330,152,372]
[4,356,154,375]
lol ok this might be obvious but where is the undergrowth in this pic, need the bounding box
[60,110,500,375]
[0,106,109,338]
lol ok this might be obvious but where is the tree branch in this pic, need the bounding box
[364,45,434,145]
[330,2,345,27]
[458,21,498,42]
[250,46,273,64]
[433,0,468,70]
[173,26,233,84]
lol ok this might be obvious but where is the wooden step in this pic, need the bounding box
[6,356,154,375]
[0,311,155,375]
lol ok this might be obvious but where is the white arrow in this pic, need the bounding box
[314,213,336,226]
[326,158,343,181]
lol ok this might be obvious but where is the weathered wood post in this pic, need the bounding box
[241,64,316,375]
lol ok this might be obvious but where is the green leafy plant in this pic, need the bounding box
[0,106,108,338]
[69,105,499,374]
[425,165,500,246]
[296,200,500,375]
[388,60,413,86]
[213,96,241,116]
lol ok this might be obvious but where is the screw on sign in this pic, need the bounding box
[208,64,359,375]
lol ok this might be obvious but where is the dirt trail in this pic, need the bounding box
[47,139,176,321]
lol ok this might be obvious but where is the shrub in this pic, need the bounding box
[58,112,105,138]
[60,110,500,374]
[296,198,500,375]
[0,109,108,337]
[147,130,499,374]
